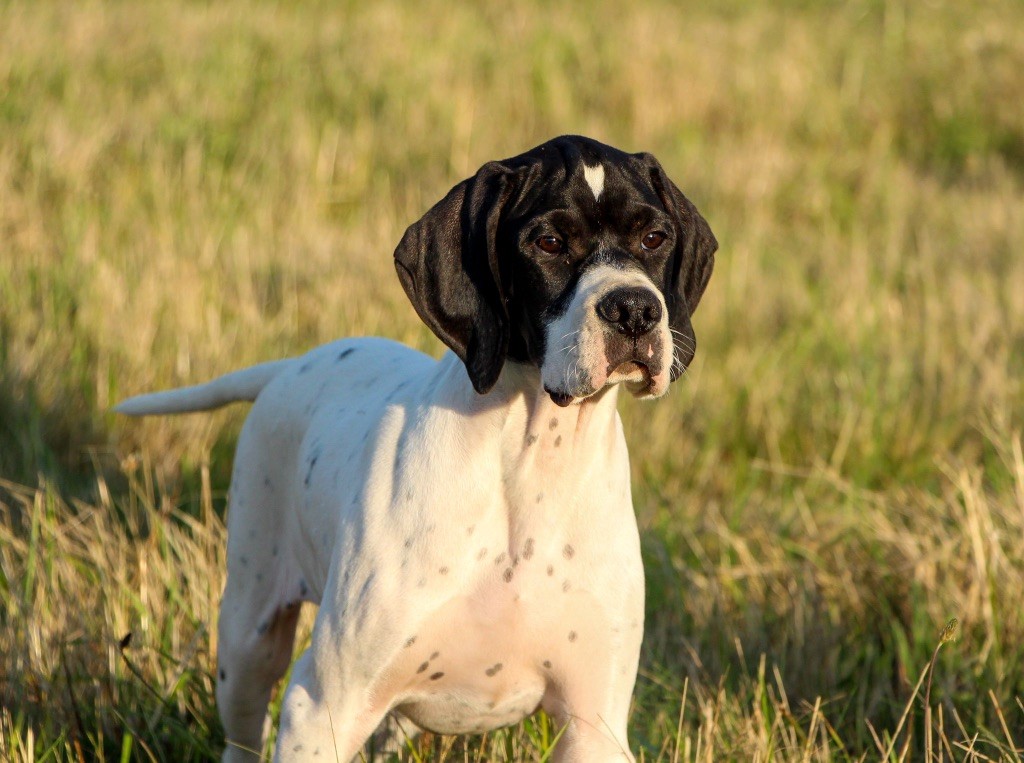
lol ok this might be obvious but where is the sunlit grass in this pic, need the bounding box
[2,0,1023,759]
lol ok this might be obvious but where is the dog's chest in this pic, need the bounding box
[386,535,629,734]
[379,480,642,735]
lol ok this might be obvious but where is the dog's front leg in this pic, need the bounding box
[543,563,644,763]
[271,557,414,763]
[545,667,639,763]
[272,647,391,763]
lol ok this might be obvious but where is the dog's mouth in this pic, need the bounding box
[607,360,650,384]
[545,387,576,407]
[545,358,659,407]
[607,358,659,398]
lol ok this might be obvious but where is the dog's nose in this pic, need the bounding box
[595,287,662,337]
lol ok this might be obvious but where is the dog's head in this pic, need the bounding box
[395,135,717,405]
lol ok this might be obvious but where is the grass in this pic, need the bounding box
[1,0,1023,759]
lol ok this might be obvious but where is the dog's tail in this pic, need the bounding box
[115,359,292,416]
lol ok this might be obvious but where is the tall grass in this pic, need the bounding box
[2,0,1023,759]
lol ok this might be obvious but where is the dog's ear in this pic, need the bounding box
[643,155,718,377]
[394,162,516,394]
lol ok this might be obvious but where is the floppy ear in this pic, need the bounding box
[394,162,516,394]
[644,156,718,377]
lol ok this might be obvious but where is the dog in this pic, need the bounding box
[117,135,717,762]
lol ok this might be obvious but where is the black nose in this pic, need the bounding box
[595,287,662,337]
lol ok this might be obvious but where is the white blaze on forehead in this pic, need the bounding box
[583,163,605,201]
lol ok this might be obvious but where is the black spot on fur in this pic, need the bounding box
[405,636,417,648]
[503,567,514,582]
[494,552,507,565]
[568,631,577,642]
[430,672,444,681]
[485,663,503,677]
[563,544,575,559]
[549,418,558,430]
[523,538,535,559]
[304,453,320,487]
[555,435,562,447]
[536,492,544,503]
[430,651,440,660]
[477,547,488,560]
[525,434,538,446]
[543,660,552,669]
[336,348,355,362]
[417,662,429,673]
[466,524,475,535]
[547,565,554,576]
[439,566,449,575]
[562,580,571,592]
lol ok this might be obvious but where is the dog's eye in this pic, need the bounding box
[535,235,565,254]
[642,231,667,251]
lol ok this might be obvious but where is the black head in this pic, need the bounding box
[394,135,717,402]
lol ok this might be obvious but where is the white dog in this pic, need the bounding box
[117,135,717,762]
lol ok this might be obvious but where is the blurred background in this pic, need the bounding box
[1,0,1022,759]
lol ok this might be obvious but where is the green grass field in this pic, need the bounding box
[2,0,1024,759]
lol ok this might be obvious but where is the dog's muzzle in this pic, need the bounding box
[542,279,672,406]
[597,286,665,394]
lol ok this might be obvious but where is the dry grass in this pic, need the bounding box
[1,0,1023,759]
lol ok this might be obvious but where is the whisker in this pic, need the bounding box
[669,329,696,352]
[668,327,695,340]
[671,354,690,379]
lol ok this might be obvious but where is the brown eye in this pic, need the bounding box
[642,231,667,251]
[535,235,565,254]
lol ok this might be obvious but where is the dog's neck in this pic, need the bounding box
[436,359,625,517]
[479,359,621,446]
[534,371,617,443]
[432,354,624,471]
[490,362,629,536]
